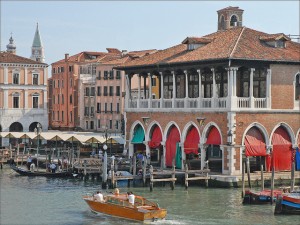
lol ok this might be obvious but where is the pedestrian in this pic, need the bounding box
[50,161,56,173]
[128,191,135,205]
[26,155,32,170]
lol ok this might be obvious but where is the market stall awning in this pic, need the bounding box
[184,126,200,154]
[148,126,162,149]
[245,127,266,157]
[206,127,221,145]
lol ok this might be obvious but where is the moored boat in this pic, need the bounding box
[10,165,73,178]
[83,192,167,221]
[275,191,300,215]
[243,189,283,204]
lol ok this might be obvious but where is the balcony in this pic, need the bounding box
[127,96,269,112]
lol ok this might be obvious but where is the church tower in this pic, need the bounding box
[217,6,244,31]
[30,23,45,62]
[6,34,16,54]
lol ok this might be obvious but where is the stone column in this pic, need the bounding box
[249,68,255,108]
[4,67,8,84]
[43,90,47,109]
[184,70,189,108]
[160,72,164,108]
[172,71,176,108]
[161,141,166,169]
[266,69,272,108]
[44,68,48,85]
[24,68,28,85]
[137,74,141,109]
[125,74,130,109]
[200,144,207,170]
[24,90,28,109]
[148,73,152,108]
[197,69,202,108]
[4,89,8,108]
[211,68,216,108]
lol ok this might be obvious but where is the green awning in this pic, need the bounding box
[131,125,145,144]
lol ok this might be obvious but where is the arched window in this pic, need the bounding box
[230,15,238,26]
[295,73,300,100]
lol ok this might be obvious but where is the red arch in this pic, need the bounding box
[184,126,200,154]
[245,127,266,156]
[206,126,221,145]
[166,126,180,167]
[268,126,292,171]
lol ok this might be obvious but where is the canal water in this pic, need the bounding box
[0,167,299,225]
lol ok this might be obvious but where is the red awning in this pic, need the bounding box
[166,126,180,167]
[206,127,221,145]
[148,126,162,149]
[184,127,200,154]
[245,127,266,156]
[268,127,292,171]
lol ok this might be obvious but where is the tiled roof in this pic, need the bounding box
[182,37,214,44]
[259,33,291,41]
[119,27,300,69]
[0,52,47,65]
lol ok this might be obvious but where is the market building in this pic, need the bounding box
[117,6,300,175]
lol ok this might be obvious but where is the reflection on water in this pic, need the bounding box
[0,167,298,225]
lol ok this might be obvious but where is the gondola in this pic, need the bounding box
[275,191,300,215]
[10,165,73,178]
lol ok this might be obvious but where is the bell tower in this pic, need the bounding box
[217,6,244,31]
[30,23,45,62]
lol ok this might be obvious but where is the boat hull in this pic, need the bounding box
[243,189,282,204]
[83,197,167,221]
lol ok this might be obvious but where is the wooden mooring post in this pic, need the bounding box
[184,164,210,190]
[149,165,177,192]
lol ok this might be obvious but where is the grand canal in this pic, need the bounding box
[0,167,298,225]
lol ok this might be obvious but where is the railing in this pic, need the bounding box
[126,97,269,110]
[254,98,266,108]
[237,97,250,108]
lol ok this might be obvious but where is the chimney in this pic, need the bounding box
[121,50,128,57]
[65,53,69,61]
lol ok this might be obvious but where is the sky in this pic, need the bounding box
[1,1,299,73]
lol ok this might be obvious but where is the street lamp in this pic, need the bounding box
[102,125,111,155]
[34,123,42,171]
[103,144,108,152]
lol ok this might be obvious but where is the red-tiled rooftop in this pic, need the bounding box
[118,27,300,69]
[0,52,47,65]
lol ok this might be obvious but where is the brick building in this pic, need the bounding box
[117,6,300,175]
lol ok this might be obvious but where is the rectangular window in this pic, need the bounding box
[85,107,89,116]
[57,80,60,88]
[91,87,95,96]
[57,95,60,104]
[62,94,64,104]
[116,120,119,129]
[105,103,107,113]
[13,73,19,84]
[53,80,56,88]
[61,80,64,88]
[97,86,101,96]
[33,96,39,108]
[97,103,101,113]
[92,66,96,75]
[116,86,120,96]
[85,87,90,96]
[91,107,94,116]
[109,86,113,96]
[62,111,64,121]
[152,77,156,86]
[69,66,73,72]
[109,120,112,129]
[90,121,94,130]
[116,71,121,79]
[70,95,73,104]
[98,119,101,128]
[110,103,113,113]
[104,87,108,96]
[117,103,120,113]
[13,96,19,108]
[52,68,56,74]
[97,71,101,80]
[53,95,55,104]
[104,71,108,80]
[52,111,55,120]
[58,67,61,73]
[86,121,88,129]
[109,70,114,79]
[57,111,60,120]
[70,111,73,122]
[33,74,39,85]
